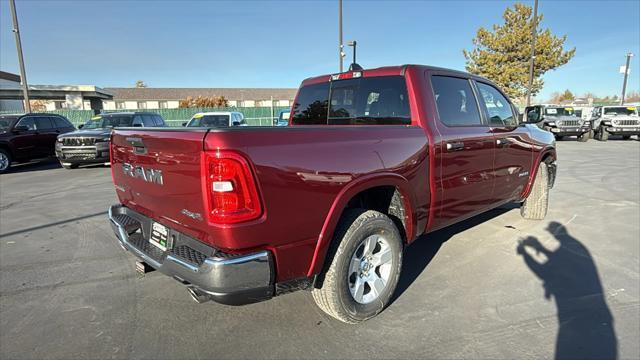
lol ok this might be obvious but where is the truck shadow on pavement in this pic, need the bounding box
[392,204,517,303]
[516,221,617,359]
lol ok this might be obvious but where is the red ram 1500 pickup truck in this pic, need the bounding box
[108,65,557,323]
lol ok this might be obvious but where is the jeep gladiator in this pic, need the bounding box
[108,65,557,323]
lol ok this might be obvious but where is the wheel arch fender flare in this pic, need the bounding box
[306,172,416,277]
[522,146,556,199]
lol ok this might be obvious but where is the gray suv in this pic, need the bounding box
[55,112,165,169]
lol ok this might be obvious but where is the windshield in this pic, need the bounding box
[292,75,411,125]
[603,107,638,116]
[0,116,18,131]
[545,107,577,117]
[187,115,230,127]
[83,115,133,129]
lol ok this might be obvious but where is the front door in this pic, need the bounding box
[428,74,496,229]
[11,116,40,160]
[474,81,533,203]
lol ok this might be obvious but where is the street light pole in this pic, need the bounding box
[620,52,634,105]
[525,0,539,107]
[339,0,344,72]
[9,0,31,113]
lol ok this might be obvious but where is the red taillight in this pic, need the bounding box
[202,151,262,224]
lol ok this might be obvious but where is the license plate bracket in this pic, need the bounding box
[150,222,170,251]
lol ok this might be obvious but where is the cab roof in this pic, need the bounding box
[300,64,492,87]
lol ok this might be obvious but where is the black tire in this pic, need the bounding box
[554,135,564,141]
[597,128,609,141]
[577,133,589,142]
[61,163,79,169]
[622,135,631,140]
[0,149,11,174]
[521,162,549,220]
[312,209,403,324]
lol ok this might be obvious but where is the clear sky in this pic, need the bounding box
[1,0,638,100]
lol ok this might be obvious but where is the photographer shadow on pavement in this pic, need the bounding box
[517,221,617,360]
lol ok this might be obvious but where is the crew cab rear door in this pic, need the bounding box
[474,81,533,202]
[428,73,496,228]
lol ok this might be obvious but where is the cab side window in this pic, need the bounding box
[35,117,54,130]
[142,115,155,127]
[132,115,144,127]
[16,117,36,130]
[476,82,516,127]
[431,76,482,126]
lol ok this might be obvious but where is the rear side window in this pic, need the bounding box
[476,82,516,127]
[52,116,72,128]
[153,115,165,126]
[292,83,329,125]
[431,76,482,126]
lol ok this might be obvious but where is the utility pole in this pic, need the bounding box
[9,0,31,113]
[338,0,344,72]
[620,52,634,105]
[525,0,539,107]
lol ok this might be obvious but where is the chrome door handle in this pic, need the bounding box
[496,138,509,147]
[446,142,464,151]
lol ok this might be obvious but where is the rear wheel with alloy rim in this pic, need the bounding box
[312,209,403,323]
[0,149,11,173]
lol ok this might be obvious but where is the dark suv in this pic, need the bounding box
[0,113,75,173]
[55,112,166,169]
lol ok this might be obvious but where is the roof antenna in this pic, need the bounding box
[347,40,363,71]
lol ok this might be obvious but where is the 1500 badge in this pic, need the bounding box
[122,163,164,185]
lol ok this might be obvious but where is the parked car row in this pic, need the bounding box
[524,104,640,142]
[0,110,260,173]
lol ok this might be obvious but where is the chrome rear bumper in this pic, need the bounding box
[108,204,274,305]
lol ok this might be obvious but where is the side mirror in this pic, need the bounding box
[78,124,84,129]
[182,122,187,127]
[523,106,543,123]
[12,125,29,132]
[232,121,241,126]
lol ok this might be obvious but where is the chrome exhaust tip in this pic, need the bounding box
[187,286,210,304]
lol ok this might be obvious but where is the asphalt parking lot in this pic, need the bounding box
[1,139,639,359]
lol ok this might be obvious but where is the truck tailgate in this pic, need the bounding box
[111,129,209,239]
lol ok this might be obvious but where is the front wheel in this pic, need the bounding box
[597,128,609,141]
[622,135,631,140]
[0,149,11,173]
[577,133,589,142]
[311,209,403,324]
[521,162,550,220]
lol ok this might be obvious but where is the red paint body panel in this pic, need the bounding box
[110,65,555,283]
